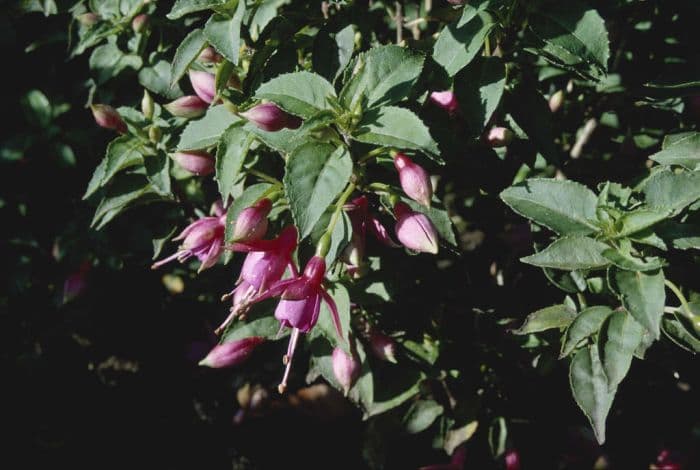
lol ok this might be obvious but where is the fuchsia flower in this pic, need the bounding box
[394,202,439,254]
[230,198,272,243]
[63,261,91,304]
[429,90,459,115]
[189,71,217,104]
[332,346,361,395]
[199,336,265,368]
[394,153,433,207]
[151,213,226,272]
[369,331,397,363]
[504,449,521,470]
[164,95,208,118]
[241,103,301,132]
[171,150,215,175]
[91,104,127,134]
[486,127,514,147]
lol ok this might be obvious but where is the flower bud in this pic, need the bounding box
[148,126,162,143]
[164,95,208,119]
[241,103,296,132]
[141,90,154,120]
[332,346,361,395]
[78,12,100,26]
[504,449,521,470]
[171,151,215,175]
[429,90,459,115]
[90,104,127,134]
[369,331,397,363]
[549,89,564,113]
[198,46,222,64]
[231,198,272,243]
[486,127,514,147]
[189,71,217,104]
[199,337,265,368]
[63,261,90,304]
[131,13,149,34]
[393,153,433,207]
[394,202,439,254]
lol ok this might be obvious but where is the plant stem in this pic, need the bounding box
[316,182,356,257]
[665,279,694,321]
[247,169,282,186]
[359,147,390,165]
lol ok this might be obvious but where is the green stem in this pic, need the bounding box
[247,168,282,186]
[359,147,391,165]
[576,292,587,310]
[316,182,356,257]
[665,279,694,321]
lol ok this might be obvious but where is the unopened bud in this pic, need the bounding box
[486,127,514,147]
[231,198,272,242]
[393,153,433,207]
[164,95,208,119]
[78,12,100,26]
[549,89,564,113]
[504,449,521,470]
[241,103,297,132]
[91,104,127,134]
[131,13,149,34]
[332,346,361,395]
[369,331,397,363]
[148,126,162,143]
[429,90,459,115]
[394,202,439,254]
[171,151,215,175]
[199,337,265,368]
[141,90,154,119]
[189,71,217,104]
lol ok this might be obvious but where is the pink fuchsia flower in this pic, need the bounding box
[171,150,215,175]
[393,153,433,207]
[369,331,397,363]
[332,346,361,395]
[486,127,514,147]
[151,213,226,272]
[240,103,299,132]
[230,198,272,243]
[198,46,222,64]
[216,226,299,335]
[164,95,208,119]
[131,13,149,33]
[429,90,459,115]
[199,336,265,368]
[504,449,521,470]
[394,202,439,254]
[189,71,217,104]
[90,104,127,134]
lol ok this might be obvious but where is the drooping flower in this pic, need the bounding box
[90,104,127,134]
[394,153,433,207]
[486,127,514,147]
[369,331,397,363]
[240,103,299,132]
[171,150,215,175]
[151,213,226,272]
[189,71,217,104]
[394,202,439,254]
[199,336,265,368]
[164,95,208,119]
[230,198,272,243]
[429,90,459,115]
[332,346,361,395]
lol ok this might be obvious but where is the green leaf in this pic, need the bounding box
[612,269,665,339]
[204,0,246,65]
[662,314,700,354]
[615,208,672,237]
[21,89,52,128]
[139,61,184,100]
[170,29,206,87]
[522,236,610,271]
[144,150,172,197]
[89,42,142,85]
[506,83,559,163]
[599,310,643,389]
[215,125,254,203]
[283,143,352,239]
[500,179,599,235]
[513,304,577,335]
[254,71,336,119]
[177,105,241,151]
[224,183,273,245]
[221,307,289,342]
[649,132,700,170]
[433,11,494,76]
[313,24,355,82]
[403,400,444,434]
[339,45,425,109]
[529,0,609,77]
[167,0,225,19]
[658,222,700,250]
[642,169,700,216]
[569,345,616,444]
[352,106,441,161]
[91,174,162,230]
[84,136,143,199]
[561,306,614,358]
[601,248,665,272]
[454,56,505,135]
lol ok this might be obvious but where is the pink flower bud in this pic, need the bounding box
[241,103,296,132]
[131,13,149,33]
[230,198,272,242]
[429,90,459,115]
[189,71,217,104]
[164,95,208,119]
[91,104,127,134]
[549,90,564,113]
[199,337,265,368]
[393,153,433,207]
[171,151,215,175]
[504,449,521,470]
[486,127,514,147]
[63,261,90,304]
[394,202,439,254]
[332,346,361,395]
[369,331,397,363]
[78,12,100,26]
[198,46,222,63]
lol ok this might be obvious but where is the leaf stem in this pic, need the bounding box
[664,279,694,321]
[316,182,356,257]
[247,168,282,186]
[359,147,391,165]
